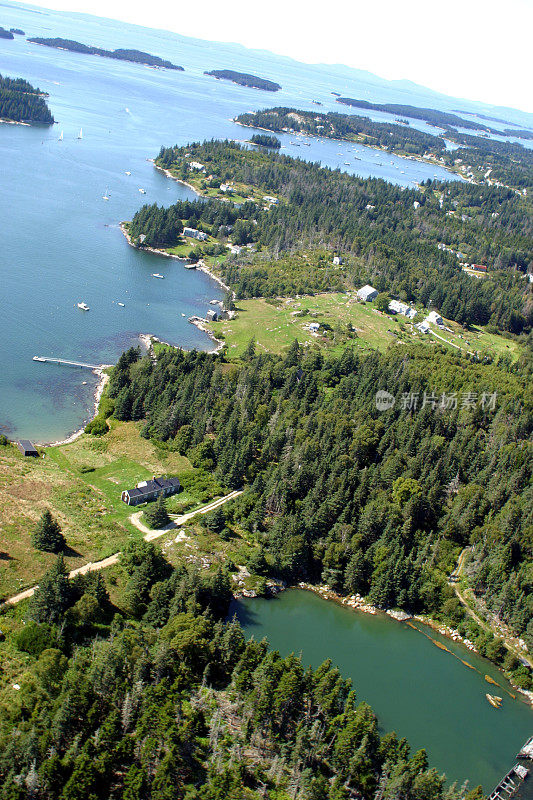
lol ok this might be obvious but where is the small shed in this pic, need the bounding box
[17,440,38,457]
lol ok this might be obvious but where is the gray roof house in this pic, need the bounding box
[17,440,38,457]
[356,285,378,302]
[121,476,181,506]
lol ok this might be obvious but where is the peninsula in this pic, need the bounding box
[204,69,281,91]
[0,26,14,39]
[0,73,54,124]
[28,37,184,70]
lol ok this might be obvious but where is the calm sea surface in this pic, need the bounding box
[0,1,483,442]
[232,590,533,792]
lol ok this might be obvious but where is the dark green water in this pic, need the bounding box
[231,589,533,791]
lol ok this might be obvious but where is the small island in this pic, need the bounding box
[10,28,25,35]
[249,133,281,148]
[204,69,281,91]
[28,37,184,70]
[0,26,14,39]
[0,73,54,124]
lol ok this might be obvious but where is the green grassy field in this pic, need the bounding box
[208,293,520,360]
[0,420,221,600]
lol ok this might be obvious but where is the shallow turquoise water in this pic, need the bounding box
[232,589,533,791]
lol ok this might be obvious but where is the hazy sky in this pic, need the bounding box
[27,0,533,112]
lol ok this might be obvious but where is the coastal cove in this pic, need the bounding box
[0,1,472,444]
[231,589,533,792]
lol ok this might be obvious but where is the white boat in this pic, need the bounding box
[344,162,350,166]
[102,187,109,201]
[77,302,90,311]
[117,302,125,307]
[125,171,131,175]
[138,188,146,194]
[151,273,164,279]
[33,356,46,362]
[58,130,63,141]
[77,128,82,139]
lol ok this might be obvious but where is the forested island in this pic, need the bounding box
[9,28,24,35]
[335,97,494,132]
[0,73,54,124]
[235,106,533,191]
[145,140,532,333]
[236,106,448,156]
[205,69,281,91]
[28,37,184,70]
[249,132,281,148]
[0,26,14,39]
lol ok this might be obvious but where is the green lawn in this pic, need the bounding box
[0,420,221,599]
[207,293,520,361]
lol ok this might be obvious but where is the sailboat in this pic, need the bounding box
[58,130,63,142]
[102,187,109,201]
[77,128,83,140]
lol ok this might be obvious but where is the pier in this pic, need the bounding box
[33,356,102,370]
[488,764,529,800]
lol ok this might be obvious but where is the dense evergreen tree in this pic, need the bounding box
[31,509,65,553]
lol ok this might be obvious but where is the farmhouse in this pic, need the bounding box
[388,300,417,319]
[357,285,378,302]
[183,227,208,241]
[425,310,444,326]
[17,440,38,457]
[121,476,181,506]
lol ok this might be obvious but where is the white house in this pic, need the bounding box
[308,322,320,333]
[183,227,208,241]
[357,285,378,302]
[263,195,278,204]
[389,300,417,319]
[416,322,430,334]
[332,256,343,266]
[189,161,205,171]
[426,310,444,326]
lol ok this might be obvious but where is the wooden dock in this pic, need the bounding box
[33,356,102,370]
[488,764,529,800]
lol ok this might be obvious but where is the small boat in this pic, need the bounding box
[58,130,63,142]
[344,162,350,166]
[138,188,146,194]
[117,302,125,307]
[102,187,109,201]
[486,693,502,708]
[77,128,82,139]
[82,381,87,385]
[181,313,186,317]
[151,273,164,279]
[125,171,131,175]
[33,356,46,362]
[77,302,90,311]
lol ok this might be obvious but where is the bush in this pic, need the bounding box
[15,621,54,656]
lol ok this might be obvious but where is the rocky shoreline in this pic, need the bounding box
[39,368,110,447]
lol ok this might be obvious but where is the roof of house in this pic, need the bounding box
[17,439,38,453]
[357,285,378,299]
[125,476,180,498]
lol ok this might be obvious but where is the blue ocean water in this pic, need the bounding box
[0,2,530,442]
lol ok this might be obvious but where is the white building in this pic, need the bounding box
[416,322,430,334]
[357,285,378,302]
[308,322,320,333]
[426,310,444,326]
[189,161,205,171]
[332,256,343,266]
[263,195,278,204]
[389,300,417,319]
[183,227,208,241]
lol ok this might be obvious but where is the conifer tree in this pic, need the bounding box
[32,510,65,553]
